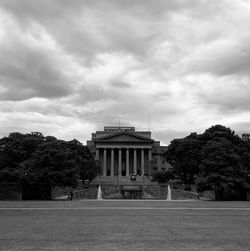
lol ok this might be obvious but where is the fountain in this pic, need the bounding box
[97,185,103,200]
[167,184,172,201]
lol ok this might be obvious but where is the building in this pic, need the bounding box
[87,126,170,183]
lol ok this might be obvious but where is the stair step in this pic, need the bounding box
[91,176,157,185]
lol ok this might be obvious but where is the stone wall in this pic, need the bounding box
[101,185,122,199]
[51,186,73,199]
[143,185,167,199]
[144,185,200,200]
[171,189,200,200]
[72,185,122,199]
[70,184,200,200]
[201,190,215,200]
[73,187,98,199]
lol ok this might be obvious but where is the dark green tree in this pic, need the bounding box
[23,139,99,187]
[0,132,44,183]
[240,139,250,173]
[165,125,249,200]
[0,133,99,187]
[23,140,78,186]
[164,133,202,184]
[200,125,242,147]
[151,170,175,184]
[196,137,248,200]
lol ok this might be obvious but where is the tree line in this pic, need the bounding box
[162,125,250,200]
[0,132,100,187]
[1,125,250,200]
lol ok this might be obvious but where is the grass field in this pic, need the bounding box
[0,200,250,251]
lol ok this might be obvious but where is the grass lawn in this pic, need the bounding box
[0,200,249,251]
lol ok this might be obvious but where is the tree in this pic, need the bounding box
[165,124,250,200]
[23,139,99,187]
[0,132,45,183]
[23,140,79,187]
[196,125,249,200]
[201,125,242,145]
[196,137,248,200]
[0,132,99,187]
[240,140,250,173]
[164,133,202,184]
[151,170,175,184]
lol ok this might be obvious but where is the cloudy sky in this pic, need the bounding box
[1,0,250,145]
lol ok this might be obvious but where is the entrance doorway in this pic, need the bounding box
[120,185,143,199]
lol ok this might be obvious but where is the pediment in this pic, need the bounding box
[94,132,153,143]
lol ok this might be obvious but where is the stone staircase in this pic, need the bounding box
[91,175,157,185]
[71,185,201,200]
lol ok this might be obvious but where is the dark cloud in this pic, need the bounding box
[110,81,131,88]
[0,0,214,23]
[0,0,250,143]
[0,0,222,60]
[0,32,73,100]
[188,38,250,77]
[200,93,250,113]
[193,75,250,114]
[0,0,152,58]
[71,87,112,105]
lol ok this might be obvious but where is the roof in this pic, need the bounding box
[93,131,154,143]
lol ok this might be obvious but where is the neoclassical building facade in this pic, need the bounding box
[87,126,170,179]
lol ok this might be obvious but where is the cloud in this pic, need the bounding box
[185,36,250,77]
[1,0,250,144]
[0,11,80,100]
[0,0,223,59]
[182,74,250,114]
[110,81,131,89]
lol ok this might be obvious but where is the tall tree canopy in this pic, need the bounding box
[165,125,250,200]
[196,137,248,200]
[165,133,202,184]
[151,170,175,184]
[0,132,100,187]
[0,132,44,183]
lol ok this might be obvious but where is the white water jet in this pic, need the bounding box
[167,185,172,201]
[97,185,103,200]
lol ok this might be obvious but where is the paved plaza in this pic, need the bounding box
[0,200,250,250]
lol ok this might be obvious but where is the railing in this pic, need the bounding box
[104,126,135,132]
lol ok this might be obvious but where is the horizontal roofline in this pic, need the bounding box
[93,131,154,142]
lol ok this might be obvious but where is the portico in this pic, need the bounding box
[95,147,152,177]
[87,126,168,182]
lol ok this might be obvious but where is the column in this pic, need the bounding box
[133,148,137,174]
[148,149,152,175]
[103,148,107,176]
[111,148,114,176]
[95,148,99,161]
[126,148,129,176]
[141,148,144,176]
[148,149,152,162]
[118,148,122,176]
